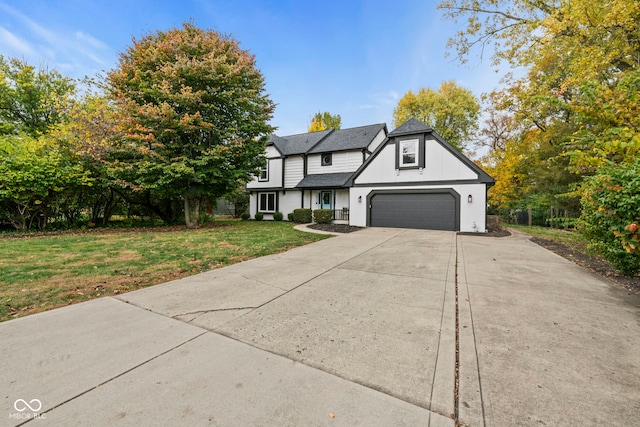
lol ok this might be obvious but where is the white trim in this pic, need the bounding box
[399,139,419,167]
[258,192,276,213]
[258,160,269,182]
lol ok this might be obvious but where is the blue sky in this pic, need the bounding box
[0,0,505,137]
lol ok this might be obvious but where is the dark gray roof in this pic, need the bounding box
[269,129,333,156]
[388,118,432,137]
[295,172,354,189]
[266,123,386,156]
[307,123,386,154]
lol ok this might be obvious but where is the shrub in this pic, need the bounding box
[273,211,283,221]
[254,212,264,221]
[240,212,250,221]
[313,209,333,224]
[579,159,640,275]
[292,208,312,223]
[287,212,294,221]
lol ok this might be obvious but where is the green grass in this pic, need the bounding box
[0,220,330,322]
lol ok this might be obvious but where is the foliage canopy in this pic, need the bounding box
[106,22,275,228]
[392,81,480,151]
[308,111,342,132]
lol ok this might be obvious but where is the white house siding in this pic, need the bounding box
[249,190,303,220]
[246,146,283,189]
[279,191,303,217]
[307,151,362,175]
[284,156,304,188]
[349,184,488,232]
[354,140,478,185]
[366,128,387,158]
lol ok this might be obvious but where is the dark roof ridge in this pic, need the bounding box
[306,128,335,153]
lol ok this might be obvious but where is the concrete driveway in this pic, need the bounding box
[1,227,639,426]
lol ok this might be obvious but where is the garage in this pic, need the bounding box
[368,190,459,231]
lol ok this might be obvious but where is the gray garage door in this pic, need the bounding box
[369,192,458,231]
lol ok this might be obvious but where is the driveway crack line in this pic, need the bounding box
[212,230,407,329]
[16,331,208,426]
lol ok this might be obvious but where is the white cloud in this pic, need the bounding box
[0,1,113,77]
[0,26,33,56]
[75,31,109,50]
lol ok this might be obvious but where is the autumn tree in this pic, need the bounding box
[308,111,341,132]
[106,23,275,228]
[439,0,640,270]
[393,81,480,151]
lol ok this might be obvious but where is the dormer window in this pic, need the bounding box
[399,139,419,168]
[321,153,332,166]
[259,160,269,181]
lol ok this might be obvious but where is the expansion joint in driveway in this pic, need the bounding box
[454,235,461,427]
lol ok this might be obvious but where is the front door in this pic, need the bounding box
[320,191,333,210]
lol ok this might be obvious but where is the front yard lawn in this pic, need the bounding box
[0,220,330,322]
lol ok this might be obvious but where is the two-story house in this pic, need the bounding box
[247,123,387,223]
[247,119,495,232]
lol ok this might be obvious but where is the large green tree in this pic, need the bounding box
[0,56,75,136]
[106,23,275,228]
[308,111,341,132]
[0,134,89,230]
[393,81,480,151]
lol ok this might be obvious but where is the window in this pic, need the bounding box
[399,139,419,168]
[258,160,269,181]
[321,153,332,166]
[258,192,276,213]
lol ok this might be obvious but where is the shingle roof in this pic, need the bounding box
[388,118,432,137]
[295,172,354,189]
[307,123,386,153]
[267,123,386,156]
[269,129,333,156]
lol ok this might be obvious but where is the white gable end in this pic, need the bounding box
[354,138,478,185]
[424,140,478,181]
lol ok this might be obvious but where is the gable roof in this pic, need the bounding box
[388,118,432,137]
[308,123,386,153]
[266,123,386,156]
[269,129,333,156]
[347,119,495,186]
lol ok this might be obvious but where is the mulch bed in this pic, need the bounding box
[307,223,364,233]
[530,237,640,294]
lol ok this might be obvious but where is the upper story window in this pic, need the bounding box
[321,153,332,166]
[399,139,419,168]
[259,160,269,181]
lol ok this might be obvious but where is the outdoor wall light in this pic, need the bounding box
[358,196,362,203]
[468,194,473,203]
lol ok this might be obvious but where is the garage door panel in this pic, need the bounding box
[370,193,457,231]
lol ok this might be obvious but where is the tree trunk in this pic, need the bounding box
[184,197,200,229]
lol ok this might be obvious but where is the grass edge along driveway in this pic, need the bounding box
[0,220,330,322]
